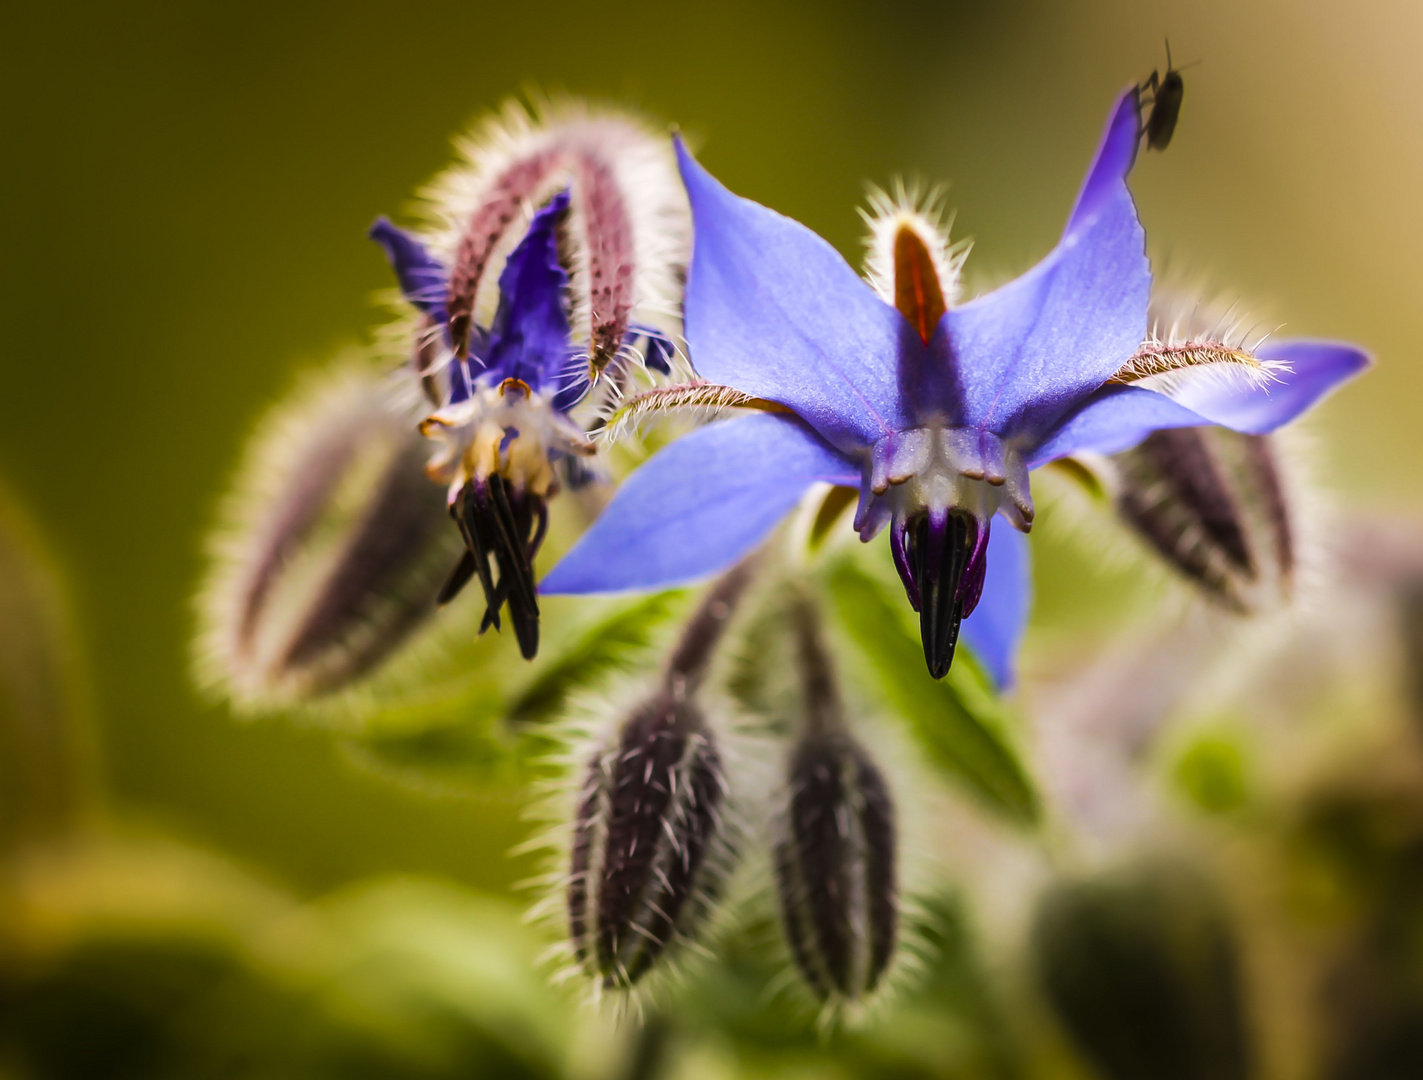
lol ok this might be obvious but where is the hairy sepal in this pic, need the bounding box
[194,362,464,711]
[420,98,689,379]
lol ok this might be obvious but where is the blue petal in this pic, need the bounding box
[550,368,592,415]
[368,217,448,322]
[1166,340,1370,434]
[484,190,576,395]
[961,524,1031,690]
[630,324,677,374]
[1026,385,1211,467]
[1065,87,1142,236]
[541,412,858,594]
[935,90,1150,441]
[447,360,472,405]
[675,137,919,454]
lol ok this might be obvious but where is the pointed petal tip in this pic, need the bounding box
[672,130,693,164]
[1172,338,1372,435]
[1263,338,1373,375]
[673,127,912,450]
[1066,85,1145,234]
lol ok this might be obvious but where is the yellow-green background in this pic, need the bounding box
[1,0,1410,894]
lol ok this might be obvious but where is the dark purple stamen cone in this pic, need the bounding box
[568,692,725,989]
[904,511,976,679]
[774,595,898,1003]
[444,476,546,658]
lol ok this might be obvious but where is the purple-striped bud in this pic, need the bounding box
[195,368,462,708]
[563,559,757,991]
[774,595,898,1004]
[568,691,727,990]
[1113,426,1296,612]
[777,730,897,1004]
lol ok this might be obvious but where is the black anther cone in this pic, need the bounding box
[908,512,974,680]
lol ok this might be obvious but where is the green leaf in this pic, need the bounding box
[505,591,682,726]
[827,558,1040,825]
[343,720,522,790]
[333,593,681,793]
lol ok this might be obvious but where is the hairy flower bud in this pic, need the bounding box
[564,560,756,991]
[1113,426,1296,612]
[568,691,726,990]
[1032,865,1250,1080]
[196,367,462,708]
[774,594,898,1004]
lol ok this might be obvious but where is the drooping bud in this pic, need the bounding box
[1112,426,1296,612]
[568,690,726,990]
[566,559,757,990]
[774,593,898,1004]
[1032,864,1251,1080]
[196,366,463,708]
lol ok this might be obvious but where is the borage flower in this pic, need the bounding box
[369,106,688,660]
[543,90,1368,685]
[372,193,593,660]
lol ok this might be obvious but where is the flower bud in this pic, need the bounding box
[1113,426,1296,612]
[196,367,463,708]
[776,730,897,1004]
[564,559,757,991]
[1032,865,1251,1080]
[774,594,898,1004]
[567,690,726,990]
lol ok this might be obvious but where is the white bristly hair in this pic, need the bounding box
[1119,289,1289,395]
[859,179,970,310]
[418,96,690,375]
[192,358,466,713]
[517,670,768,1017]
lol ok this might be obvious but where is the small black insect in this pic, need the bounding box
[1139,40,1195,151]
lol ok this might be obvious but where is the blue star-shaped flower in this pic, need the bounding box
[368,191,614,658]
[542,90,1369,686]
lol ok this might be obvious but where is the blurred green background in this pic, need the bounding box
[0,0,1410,898]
